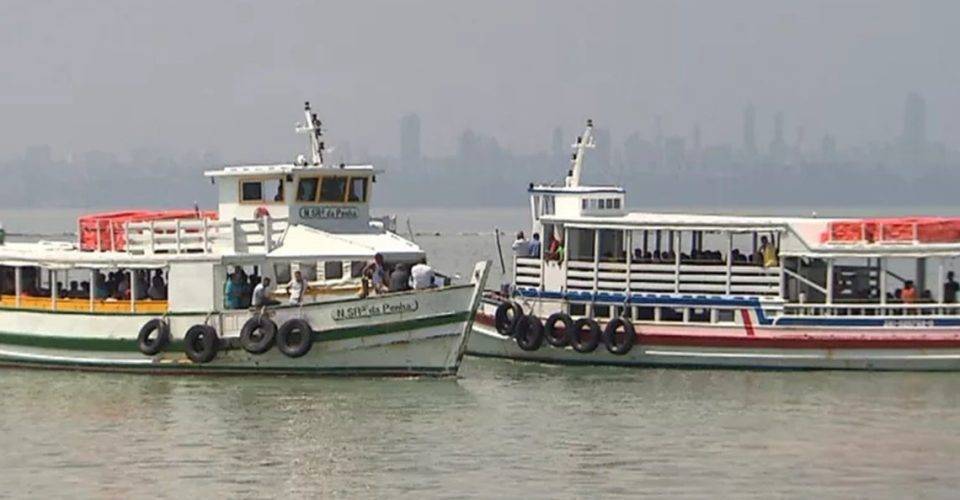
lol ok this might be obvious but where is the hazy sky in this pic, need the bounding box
[1,0,957,162]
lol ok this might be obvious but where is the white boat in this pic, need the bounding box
[0,103,489,376]
[469,119,960,370]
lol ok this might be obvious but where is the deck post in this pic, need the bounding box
[938,259,945,305]
[202,217,209,253]
[673,230,681,293]
[14,266,21,308]
[149,220,155,254]
[592,229,600,295]
[96,220,102,252]
[89,268,96,312]
[175,219,182,254]
[725,231,733,294]
[625,230,633,298]
[879,258,887,306]
[50,269,57,311]
[130,271,137,313]
[264,214,273,252]
[108,222,115,252]
[826,260,835,306]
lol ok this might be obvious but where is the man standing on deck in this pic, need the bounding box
[253,277,280,307]
[286,270,309,305]
[528,233,541,257]
[512,231,530,256]
[944,272,959,303]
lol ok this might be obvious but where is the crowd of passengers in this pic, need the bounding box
[512,232,780,267]
[0,267,167,301]
[222,254,438,310]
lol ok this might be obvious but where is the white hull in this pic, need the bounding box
[0,264,490,377]
[469,323,960,371]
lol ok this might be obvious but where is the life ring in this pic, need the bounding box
[137,318,170,355]
[277,318,313,358]
[602,317,636,355]
[514,314,544,351]
[254,205,271,219]
[494,301,523,336]
[184,324,219,363]
[240,315,277,354]
[543,312,573,347]
[568,317,602,353]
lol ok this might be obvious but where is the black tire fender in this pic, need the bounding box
[184,324,219,364]
[515,314,544,352]
[277,318,314,358]
[568,317,602,354]
[544,312,573,347]
[603,317,636,355]
[494,301,523,337]
[137,318,170,356]
[239,315,278,354]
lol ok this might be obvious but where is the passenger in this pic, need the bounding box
[67,281,81,299]
[944,271,959,303]
[759,236,778,268]
[555,238,565,262]
[389,263,411,292]
[94,273,110,299]
[362,254,389,294]
[274,181,284,202]
[80,281,90,299]
[135,271,149,300]
[901,281,917,304]
[511,231,530,257]
[224,272,243,309]
[148,273,167,300]
[546,235,564,262]
[286,270,309,305]
[153,269,166,291]
[528,233,541,258]
[410,260,435,289]
[252,276,280,307]
[117,273,131,300]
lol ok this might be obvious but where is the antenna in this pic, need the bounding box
[565,119,596,187]
[295,101,325,166]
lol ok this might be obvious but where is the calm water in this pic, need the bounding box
[2,207,960,497]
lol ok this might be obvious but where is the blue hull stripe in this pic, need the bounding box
[514,287,960,328]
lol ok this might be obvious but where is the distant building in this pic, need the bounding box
[664,136,686,170]
[769,111,786,162]
[400,113,421,168]
[901,92,926,165]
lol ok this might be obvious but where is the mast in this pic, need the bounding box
[565,118,595,187]
[295,101,325,166]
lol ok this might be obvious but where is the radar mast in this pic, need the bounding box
[565,119,595,187]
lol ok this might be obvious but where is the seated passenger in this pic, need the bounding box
[410,260,435,289]
[252,277,281,307]
[67,281,81,299]
[81,281,90,298]
[224,273,243,309]
[389,263,411,292]
[148,274,167,300]
[945,271,959,303]
[362,254,389,294]
[901,281,917,304]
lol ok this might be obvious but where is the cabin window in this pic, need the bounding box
[351,261,366,278]
[582,199,588,210]
[299,263,318,281]
[320,176,348,202]
[568,228,596,261]
[717,310,736,323]
[266,179,284,202]
[347,177,368,202]
[568,303,587,316]
[324,261,344,280]
[274,263,291,284]
[297,177,319,202]
[593,305,611,318]
[241,181,263,202]
[542,195,555,215]
[612,198,621,209]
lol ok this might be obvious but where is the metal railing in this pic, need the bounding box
[124,217,288,255]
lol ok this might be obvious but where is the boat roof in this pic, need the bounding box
[204,163,379,178]
[0,223,424,268]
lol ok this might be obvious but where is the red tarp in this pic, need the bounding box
[821,217,960,244]
[78,210,217,251]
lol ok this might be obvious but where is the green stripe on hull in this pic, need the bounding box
[0,311,471,352]
[0,356,455,377]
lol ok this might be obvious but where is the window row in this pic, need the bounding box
[296,176,368,204]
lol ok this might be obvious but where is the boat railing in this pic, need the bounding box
[562,259,781,296]
[514,257,542,287]
[783,302,959,318]
[124,216,288,255]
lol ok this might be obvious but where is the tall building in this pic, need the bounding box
[769,111,786,161]
[902,92,927,164]
[743,103,757,159]
[400,113,421,168]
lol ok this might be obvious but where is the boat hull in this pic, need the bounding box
[0,268,489,377]
[469,310,960,371]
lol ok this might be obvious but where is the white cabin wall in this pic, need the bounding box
[168,262,218,312]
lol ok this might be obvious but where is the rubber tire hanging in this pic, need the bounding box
[568,317,602,354]
[239,316,278,354]
[602,317,636,355]
[494,301,523,336]
[184,324,219,364]
[137,318,170,355]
